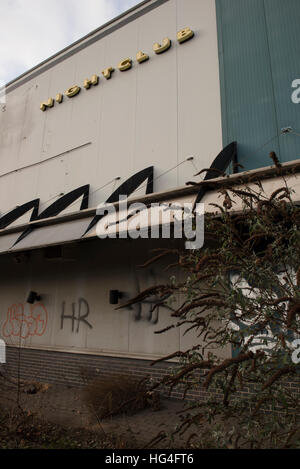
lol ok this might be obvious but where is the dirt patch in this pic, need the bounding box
[0,377,194,449]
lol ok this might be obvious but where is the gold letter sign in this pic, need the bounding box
[153,38,171,54]
[177,27,194,44]
[40,27,195,111]
[83,74,99,89]
[65,85,81,98]
[118,58,132,72]
[136,51,149,64]
[40,98,54,112]
[56,93,63,103]
[102,67,114,80]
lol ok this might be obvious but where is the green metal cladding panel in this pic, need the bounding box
[216,0,300,171]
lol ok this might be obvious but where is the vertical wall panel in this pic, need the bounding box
[264,0,300,163]
[216,0,300,170]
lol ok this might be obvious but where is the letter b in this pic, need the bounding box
[177,27,194,44]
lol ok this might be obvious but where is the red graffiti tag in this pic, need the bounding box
[2,303,48,339]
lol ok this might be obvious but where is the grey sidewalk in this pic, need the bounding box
[0,381,198,448]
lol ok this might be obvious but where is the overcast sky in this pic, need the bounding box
[0,0,141,85]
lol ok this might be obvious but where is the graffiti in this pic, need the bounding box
[230,272,298,357]
[121,270,175,325]
[60,297,92,333]
[133,296,174,325]
[2,302,48,339]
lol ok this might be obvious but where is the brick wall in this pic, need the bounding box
[3,346,300,411]
[4,346,182,394]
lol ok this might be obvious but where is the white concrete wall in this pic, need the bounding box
[0,0,222,222]
[0,0,226,361]
[0,238,207,360]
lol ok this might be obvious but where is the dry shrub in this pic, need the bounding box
[84,374,153,419]
[23,382,50,395]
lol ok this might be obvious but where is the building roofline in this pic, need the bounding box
[4,0,169,94]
